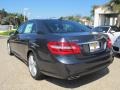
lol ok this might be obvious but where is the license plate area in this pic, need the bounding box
[89,41,100,52]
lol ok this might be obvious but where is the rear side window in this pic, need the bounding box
[24,23,33,33]
[43,20,90,33]
[36,21,49,34]
[23,22,36,34]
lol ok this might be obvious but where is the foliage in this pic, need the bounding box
[60,15,93,25]
[0,30,16,36]
[60,16,81,22]
[91,5,99,17]
[83,16,92,21]
[0,8,26,27]
[0,9,7,17]
[110,0,120,4]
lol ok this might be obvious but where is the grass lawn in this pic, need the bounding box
[0,30,16,36]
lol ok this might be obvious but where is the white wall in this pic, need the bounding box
[0,25,13,31]
[94,7,118,27]
[94,8,100,27]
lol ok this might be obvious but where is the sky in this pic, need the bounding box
[0,0,109,19]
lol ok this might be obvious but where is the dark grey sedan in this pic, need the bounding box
[7,19,114,80]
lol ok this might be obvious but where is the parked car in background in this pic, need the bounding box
[7,19,114,80]
[113,36,120,54]
[86,25,93,29]
[92,26,120,44]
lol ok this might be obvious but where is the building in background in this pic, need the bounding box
[79,17,93,26]
[60,16,93,26]
[94,6,119,27]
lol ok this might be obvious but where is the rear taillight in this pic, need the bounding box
[107,38,112,49]
[47,42,81,55]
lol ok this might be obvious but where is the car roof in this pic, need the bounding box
[27,19,67,22]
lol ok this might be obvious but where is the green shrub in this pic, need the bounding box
[0,30,16,36]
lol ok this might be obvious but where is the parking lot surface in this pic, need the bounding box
[0,38,120,90]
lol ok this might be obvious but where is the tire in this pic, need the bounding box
[28,52,44,80]
[7,43,13,55]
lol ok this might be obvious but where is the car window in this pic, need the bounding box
[44,20,90,33]
[17,23,26,34]
[37,21,49,34]
[24,23,34,33]
[110,26,120,32]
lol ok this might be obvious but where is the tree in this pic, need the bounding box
[0,8,8,24]
[108,0,120,12]
[60,16,81,22]
[1,17,9,25]
[0,9,27,27]
[91,5,99,17]
[83,16,92,21]
[0,8,7,17]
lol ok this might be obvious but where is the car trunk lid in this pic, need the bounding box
[52,32,108,56]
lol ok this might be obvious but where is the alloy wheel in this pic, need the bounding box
[28,54,37,77]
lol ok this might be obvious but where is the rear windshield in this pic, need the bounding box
[43,20,90,33]
[93,27,109,33]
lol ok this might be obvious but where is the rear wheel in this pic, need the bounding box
[28,52,44,80]
[7,43,13,55]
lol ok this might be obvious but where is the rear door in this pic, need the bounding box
[17,21,36,60]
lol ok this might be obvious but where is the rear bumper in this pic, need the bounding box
[38,51,114,80]
[57,56,113,80]
[67,59,112,80]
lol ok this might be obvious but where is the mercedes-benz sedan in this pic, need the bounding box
[7,19,114,80]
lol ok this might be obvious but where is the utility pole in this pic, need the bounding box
[23,8,29,22]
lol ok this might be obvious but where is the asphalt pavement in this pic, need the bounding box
[0,38,120,90]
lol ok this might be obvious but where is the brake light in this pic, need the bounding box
[47,42,81,55]
[107,38,112,48]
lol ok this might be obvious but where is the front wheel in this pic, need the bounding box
[28,53,44,80]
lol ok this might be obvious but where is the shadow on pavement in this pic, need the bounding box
[14,55,28,65]
[114,54,120,59]
[45,68,109,88]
